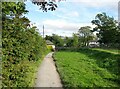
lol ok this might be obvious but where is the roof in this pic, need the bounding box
[46,40,54,45]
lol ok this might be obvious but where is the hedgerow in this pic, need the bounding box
[2,2,47,87]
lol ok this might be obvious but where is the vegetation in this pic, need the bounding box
[32,0,58,12]
[54,49,120,88]
[31,0,65,12]
[78,26,94,47]
[47,45,54,51]
[92,48,120,54]
[1,0,120,88]
[2,2,47,87]
[92,12,120,48]
[45,34,64,47]
[45,12,120,49]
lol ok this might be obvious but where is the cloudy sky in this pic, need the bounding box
[25,0,119,37]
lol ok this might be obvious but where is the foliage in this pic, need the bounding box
[45,34,64,47]
[91,12,119,48]
[78,26,94,47]
[2,2,47,87]
[65,34,79,48]
[65,37,74,47]
[92,48,120,54]
[47,45,54,51]
[31,0,64,12]
[72,34,79,47]
[32,0,58,12]
[53,49,120,88]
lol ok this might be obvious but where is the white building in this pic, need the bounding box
[89,40,100,47]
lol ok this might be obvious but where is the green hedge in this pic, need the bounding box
[2,2,48,87]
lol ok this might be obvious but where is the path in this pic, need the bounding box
[35,52,62,87]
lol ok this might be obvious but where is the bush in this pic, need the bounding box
[47,45,54,51]
[2,2,48,87]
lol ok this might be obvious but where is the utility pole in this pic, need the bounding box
[43,25,44,38]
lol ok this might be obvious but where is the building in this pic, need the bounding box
[46,40,55,51]
[89,40,100,47]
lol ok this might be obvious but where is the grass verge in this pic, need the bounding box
[92,48,120,54]
[53,49,120,88]
[2,50,50,87]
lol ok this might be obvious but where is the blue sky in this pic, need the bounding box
[24,0,119,37]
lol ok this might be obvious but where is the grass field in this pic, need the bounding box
[53,48,120,88]
[92,48,120,54]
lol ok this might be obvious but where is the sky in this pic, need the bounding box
[24,0,119,37]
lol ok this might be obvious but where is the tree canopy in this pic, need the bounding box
[78,26,94,46]
[31,0,64,12]
[45,34,64,47]
[91,12,119,48]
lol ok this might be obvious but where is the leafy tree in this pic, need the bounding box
[78,26,93,46]
[32,0,58,12]
[31,0,64,12]
[65,37,74,47]
[91,12,119,47]
[45,34,64,47]
[64,34,79,48]
[72,33,79,47]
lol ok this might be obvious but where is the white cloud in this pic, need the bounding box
[25,0,118,37]
[42,19,79,31]
[71,0,119,3]
[51,11,80,22]
[66,11,79,17]
[36,19,96,37]
[51,0,118,23]
[67,0,119,3]
[66,0,119,10]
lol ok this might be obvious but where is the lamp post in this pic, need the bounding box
[43,25,44,38]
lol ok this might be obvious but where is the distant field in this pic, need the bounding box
[92,48,120,54]
[54,49,120,87]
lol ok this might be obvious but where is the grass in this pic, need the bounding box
[53,49,120,88]
[92,48,120,54]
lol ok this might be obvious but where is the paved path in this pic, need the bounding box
[35,52,62,87]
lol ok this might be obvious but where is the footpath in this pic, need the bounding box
[35,52,62,87]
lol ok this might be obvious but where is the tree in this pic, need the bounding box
[32,0,57,12]
[78,26,93,46]
[91,12,119,47]
[45,34,64,47]
[65,37,73,47]
[31,0,64,12]
[72,33,79,47]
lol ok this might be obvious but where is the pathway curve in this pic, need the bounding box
[35,52,62,87]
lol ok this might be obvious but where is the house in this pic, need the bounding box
[46,40,55,51]
[89,40,100,47]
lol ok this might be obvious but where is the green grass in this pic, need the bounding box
[92,48,120,54]
[53,49,120,88]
